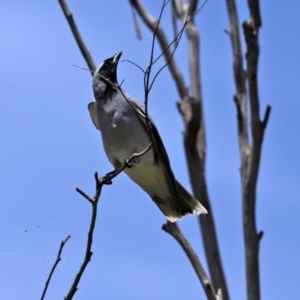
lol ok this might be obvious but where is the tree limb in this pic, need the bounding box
[64,173,102,300]
[58,0,96,74]
[242,16,270,300]
[163,221,222,300]
[225,0,250,166]
[225,1,270,299]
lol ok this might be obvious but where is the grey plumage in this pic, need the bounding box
[88,52,207,222]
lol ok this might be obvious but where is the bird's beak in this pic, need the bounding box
[113,52,122,64]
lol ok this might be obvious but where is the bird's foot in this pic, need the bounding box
[125,158,135,168]
[101,171,115,185]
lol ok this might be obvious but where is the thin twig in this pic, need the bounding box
[64,174,102,300]
[58,0,96,74]
[40,235,71,300]
[147,1,207,92]
[262,105,271,131]
[130,0,187,97]
[143,0,169,119]
[130,0,195,133]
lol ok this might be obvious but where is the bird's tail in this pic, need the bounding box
[165,181,207,222]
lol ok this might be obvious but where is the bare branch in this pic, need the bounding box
[171,0,179,42]
[143,0,170,118]
[130,0,188,98]
[75,187,95,204]
[58,0,96,74]
[226,0,270,299]
[163,221,222,300]
[65,143,152,299]
[242,13,270,300]
[130,4,143,40]
[40,235,71,300]
[247,0,261,28]
[225,0,250,163]
[262,105,271,131]
[64,174,102,299]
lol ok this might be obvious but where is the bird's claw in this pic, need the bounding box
[103,177,113,185]
[125,158,135,168]
[102,173,114,185]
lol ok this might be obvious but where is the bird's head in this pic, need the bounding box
[93,52,122,99]
[94,52,122,83]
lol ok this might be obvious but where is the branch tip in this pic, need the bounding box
[58,0,96,74]
[224,29,231,36]
[41,234,71,300]
[76,187,94,204]
[262,105,271,130]
[258,231,264,241]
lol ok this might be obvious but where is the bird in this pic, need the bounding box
[88,52,207,222]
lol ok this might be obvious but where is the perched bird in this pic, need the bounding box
[88,52,207,222]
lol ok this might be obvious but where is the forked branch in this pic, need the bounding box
[225,1,270,299]
[65,145,153,299]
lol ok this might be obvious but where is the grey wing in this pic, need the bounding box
[127,98,180,197]
[88,101,100,129]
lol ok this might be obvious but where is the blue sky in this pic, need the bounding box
[0,1,299,299]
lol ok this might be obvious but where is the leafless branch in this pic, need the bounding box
[247,0,261,28]
[163,221,222,300]
[130,0,187,98]
[40,235,71,300]
[64,173,102,300]
[58,0,96,74]
[225,0,250,163]
[65,144,152,299]
[242,17,270,300]
[130,4,143,40]
[128,0,189,127]
[171,1,179,42]
[225,1,270,299]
